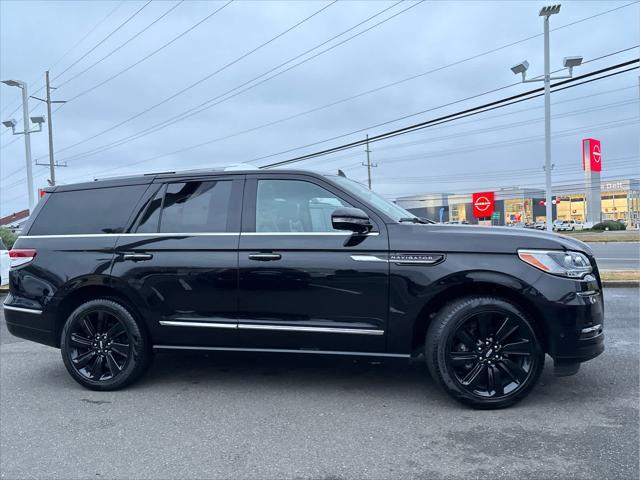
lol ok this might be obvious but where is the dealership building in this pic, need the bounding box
[396,139,639,227]
[396,177,640,226]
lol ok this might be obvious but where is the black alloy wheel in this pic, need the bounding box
[61,299,152,390]
[446,311,537,399]
[426,296,544,409]
[67,309,130,381]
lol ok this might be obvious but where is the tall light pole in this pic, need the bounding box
[510,4,582,232]
[1,79,43,211]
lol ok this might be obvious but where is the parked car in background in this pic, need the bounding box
[0,238,9,287]
[533,221,546,230]
[445,220,469,225]
[3,168,605,409]
[555,220,584,232]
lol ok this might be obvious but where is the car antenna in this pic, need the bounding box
[337,169,347,178]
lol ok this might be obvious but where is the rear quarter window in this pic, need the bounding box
[28,185,148,235]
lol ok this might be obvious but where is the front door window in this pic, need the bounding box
[256,180,350,233]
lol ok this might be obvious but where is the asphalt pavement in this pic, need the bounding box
[588,242,640,271]
[0,289,638,480]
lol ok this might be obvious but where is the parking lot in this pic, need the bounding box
[0,288,638,480]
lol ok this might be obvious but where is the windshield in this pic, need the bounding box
[327,175,416,222]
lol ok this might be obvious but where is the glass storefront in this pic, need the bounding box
[398,179,639,227]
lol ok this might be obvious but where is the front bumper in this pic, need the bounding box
[532,274,605,367]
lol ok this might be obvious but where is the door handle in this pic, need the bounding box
[248,253,281,261]
[123,253,153,261]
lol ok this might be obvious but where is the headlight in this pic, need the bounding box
[518,249,593,279]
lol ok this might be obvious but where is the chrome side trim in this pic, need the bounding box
[350,254,387,263]
[159,320,384,335]
[21,232,379,239]
[581,324,602,334]
[153,345,409,358]
[21,233,239,239]
[242,232,379,236]
[2,304,43,315]
[159,320,236,329]
[237,324,384,335]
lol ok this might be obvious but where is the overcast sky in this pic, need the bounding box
[1,0,638,216]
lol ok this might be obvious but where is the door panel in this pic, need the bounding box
[237,175,389,352]
[111,177,243,347]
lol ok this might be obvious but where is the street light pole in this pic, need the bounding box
[2,79,45,212]
[509,4,582,232]
[542,13,553,232]
[18,81,35,211]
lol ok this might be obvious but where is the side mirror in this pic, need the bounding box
[331,207,372,233]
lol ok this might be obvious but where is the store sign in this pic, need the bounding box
[582,138,602,172]
[472,192,495,218]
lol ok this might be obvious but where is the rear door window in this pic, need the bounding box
[158,181,233,233]
[136,180,232,233]
[28,185,148,235]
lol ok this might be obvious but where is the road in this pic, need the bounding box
[589,242,639,271]
[0,289,638,480]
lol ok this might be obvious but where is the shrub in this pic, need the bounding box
[592,220,626,231]
[0,228,18,249]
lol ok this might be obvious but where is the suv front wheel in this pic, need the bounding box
[60,298,152,390]
[425,296,545,409]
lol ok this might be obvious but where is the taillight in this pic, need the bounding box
[9,249,37,268]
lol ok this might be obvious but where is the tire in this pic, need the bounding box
[60,298,152,391]
[425,296,545,409]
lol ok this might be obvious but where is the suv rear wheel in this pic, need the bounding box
[60,299,152,390]
[425,296,544,409]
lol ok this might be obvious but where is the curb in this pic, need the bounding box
[602,280,640,288]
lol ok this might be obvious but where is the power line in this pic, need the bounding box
[258,60,639,168]
[57,110,640,188]
[51,0,154,82]
[58,0,235,104]
[48,0,418,161]
[7,60,636,191]
[379,173,640,200]
[55,1,185,89]
[328,118,639,175]
[45,0,338,157]
[0,1,126,121]
[43,6,638,163]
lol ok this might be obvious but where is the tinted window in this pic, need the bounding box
[159,181,232,233]
[28,185,147,235]
[135,185,164,234]
[256,180,349,232]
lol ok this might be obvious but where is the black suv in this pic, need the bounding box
[3,169,604,408]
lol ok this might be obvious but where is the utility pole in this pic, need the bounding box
[45,71,56,185]
[32,70,67,186]
[509,4,582,232]
[362,134,377,190]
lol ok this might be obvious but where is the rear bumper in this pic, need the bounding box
[3,297,58,347]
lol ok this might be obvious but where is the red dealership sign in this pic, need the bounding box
[582,138,602,172]
[472,192,495,218]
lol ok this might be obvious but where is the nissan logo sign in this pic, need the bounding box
[474,196,492,212]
